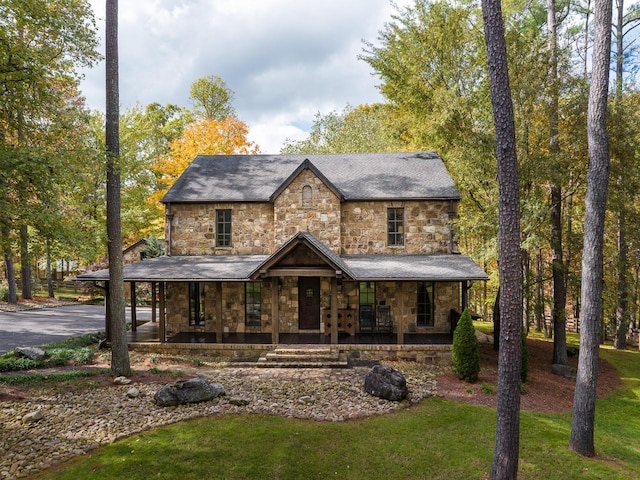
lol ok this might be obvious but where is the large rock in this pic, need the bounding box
[14,346,46,361]
[364,365,408,402]
[154,377,225,407]
[551,363,577,380]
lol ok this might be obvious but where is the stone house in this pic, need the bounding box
[78,152,487,363]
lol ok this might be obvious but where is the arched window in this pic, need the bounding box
[302,185,312,208]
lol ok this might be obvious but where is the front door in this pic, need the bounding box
[298,277,320,330]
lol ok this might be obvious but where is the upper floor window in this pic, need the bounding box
[387,208,404,246]
[302,185,312,208]
[189,282,205,326]
[245,282,262,327]
[417,282,434,327]
[216,209,232,247]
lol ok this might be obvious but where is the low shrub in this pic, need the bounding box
[452,308,480,382]
[0,354,43,372]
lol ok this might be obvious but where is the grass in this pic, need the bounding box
[30,342,640,480]
[0,332,103,372]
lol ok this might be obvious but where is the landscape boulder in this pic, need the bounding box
[551,363,577,380]
[364,365,408,401]
[154,377,225,407]
[14,346,46,361]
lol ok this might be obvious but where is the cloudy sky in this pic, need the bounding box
[79,0,413,153]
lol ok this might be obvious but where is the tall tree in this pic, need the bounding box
[481,0,523,478]
[547,0,569,367]
[105,0,130,377]
[189,75,235,120]
[570,0,612,457]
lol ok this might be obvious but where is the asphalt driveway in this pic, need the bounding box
[0,305,150,355]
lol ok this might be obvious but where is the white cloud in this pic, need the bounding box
[80,0,412,153]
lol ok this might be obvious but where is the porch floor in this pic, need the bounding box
[127,322,452,345]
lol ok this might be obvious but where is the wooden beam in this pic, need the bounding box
[105,281,111,342]
[151,281,157,323]
[216,282,223,343]
[331,277,338,344]
[397,281,404,345]
[263,267,336,277]
[130,282,137,332]
[272,278,279,344]
[159,282,165,343]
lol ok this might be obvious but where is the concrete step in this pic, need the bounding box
[257,347,348,368]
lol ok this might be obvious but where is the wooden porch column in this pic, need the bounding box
[330,277,338,345]
[462,281,469,311]
[272,278,280,344]
[397,281,404,345]
[216,282,223,343]
[130,282,137,332]
[151,281,157,323]
[159,282,166,343]
[104,281,111,342]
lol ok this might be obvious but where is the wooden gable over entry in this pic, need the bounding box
[250,231,355,280]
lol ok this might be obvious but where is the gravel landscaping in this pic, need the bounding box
[0,362,440,479]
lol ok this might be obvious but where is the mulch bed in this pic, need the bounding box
[436,338,621,413]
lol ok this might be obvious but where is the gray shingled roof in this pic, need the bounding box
[342,255,489,281]
[162,152,460,203]
[75,253,487,282]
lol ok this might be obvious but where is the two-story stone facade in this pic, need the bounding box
[78,152,487,361]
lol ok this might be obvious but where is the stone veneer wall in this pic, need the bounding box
[168,203,274,255]
[341,200,454,254]
[165,279,459,337]
[165,280,274,337]
[273,169,341,253]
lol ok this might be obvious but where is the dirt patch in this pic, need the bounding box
[436,338,621,413]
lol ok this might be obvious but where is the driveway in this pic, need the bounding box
[0,305,151,355]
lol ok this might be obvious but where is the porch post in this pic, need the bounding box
[397,281,404,344]
[159,282,166,343]
[272,278,280,344]
[216,282,223,343]
[151,281,157,323]
[130,282,137,332]
[462,280,469,311]
[330,277,338,344]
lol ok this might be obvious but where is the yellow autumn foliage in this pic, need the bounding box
[150,117,260,209]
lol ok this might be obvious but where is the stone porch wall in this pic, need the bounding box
[164,280,458,337]
[273,169,342,253]
[341,200,454,254]
[168,203,274,255]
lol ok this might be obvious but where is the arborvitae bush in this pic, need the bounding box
[452,309,480,382]
[521,331,529,384]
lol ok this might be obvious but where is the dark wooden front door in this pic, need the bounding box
[298,277,320,330]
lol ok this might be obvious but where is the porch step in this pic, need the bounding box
[257,345,348,368]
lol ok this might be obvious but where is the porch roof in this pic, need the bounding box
[75,253,488,283]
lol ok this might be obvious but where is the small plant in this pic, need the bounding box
[481,382,494,394]
[149,354,160,364]
[148,367,162,374]
[465,386,474,394]
[193,358,204,367]
[452,309,480,382]
[0,354,43,372]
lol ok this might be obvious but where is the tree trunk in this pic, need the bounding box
[493,287,500,351]
[614,192,629,349]
[106,0,131,377]
[2,227,18,304]
[20,224,32,300]
[46,238,54,298]
[570,0,612,458]
[482,0,523,477]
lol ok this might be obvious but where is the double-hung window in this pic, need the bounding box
[417,282,434,327]
[245,282,261,327]
[216,209,232,247]
[189,282,205,326]
[387,208,404,246]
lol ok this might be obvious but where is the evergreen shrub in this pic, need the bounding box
[452,309,480,382]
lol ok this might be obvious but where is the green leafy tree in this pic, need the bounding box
[189,75,235,121]
[452,309,480,383]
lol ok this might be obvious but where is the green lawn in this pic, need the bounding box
[34,344,640,480]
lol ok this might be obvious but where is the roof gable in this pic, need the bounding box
[249,231,355,279]
[269,158,344,202]
[161,152,460,203]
